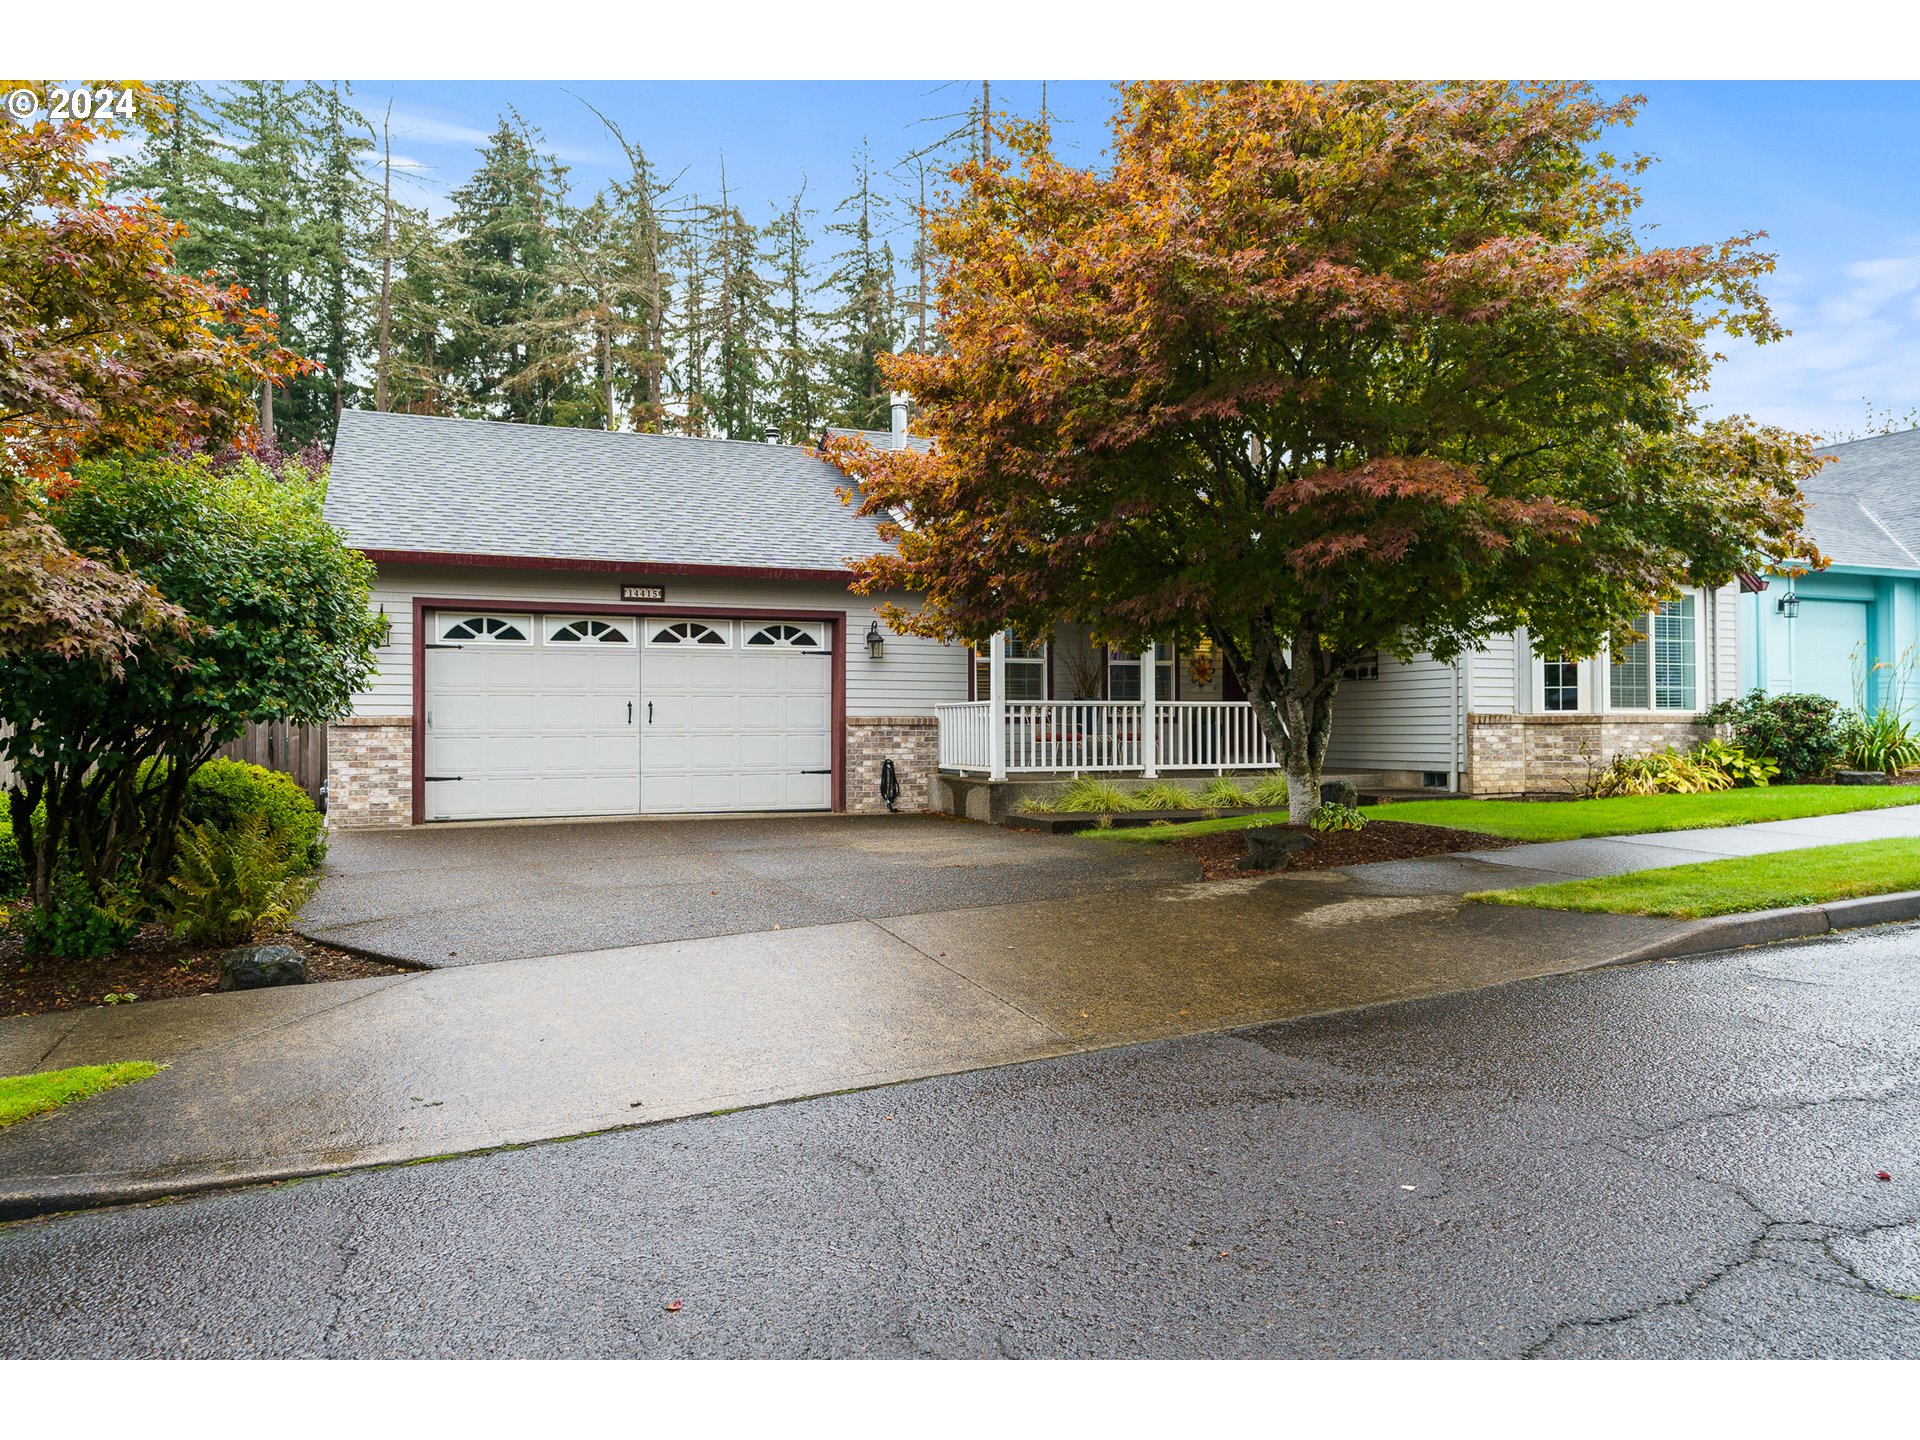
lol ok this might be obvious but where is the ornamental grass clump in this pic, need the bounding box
[1052,776,1141,813]
[1246,774,1291,808]
[1197,776,1255,809]
[1132,780,1199,810]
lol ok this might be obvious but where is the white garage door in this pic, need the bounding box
[422,611,832,821]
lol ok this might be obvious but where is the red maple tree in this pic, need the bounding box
[829,82,1825,819]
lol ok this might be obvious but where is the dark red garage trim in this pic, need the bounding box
[411,595,848,825]
[367,549,856,584]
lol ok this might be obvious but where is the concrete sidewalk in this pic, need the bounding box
[3,806,1917,1218]
[1337,802,1920,895]
[1,867,1689,1216]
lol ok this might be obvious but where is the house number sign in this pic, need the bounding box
[619,583,667,602]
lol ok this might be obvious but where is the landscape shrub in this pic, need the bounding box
[1700,690,1843,782]
[1836,709,1920,776]
[0,806,36,899]
[1309,801,1367,833]
[1588,746,1732,797]
[179,759,326,871]
[163,813,320,946]
[17,869,139,960]
[1686,738,1779,788]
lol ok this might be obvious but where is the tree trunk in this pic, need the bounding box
[1220,622,1339,825]
[376,103,393,413]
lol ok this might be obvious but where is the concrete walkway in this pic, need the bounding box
[1326,802,1920,895]
[2,806,1915,1216]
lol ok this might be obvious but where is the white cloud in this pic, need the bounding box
[1703,248,1920,438]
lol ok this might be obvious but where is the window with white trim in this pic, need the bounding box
[648,620,730,646]
[746,623,821,649]
[1108,643,1173,701]
[547,617,632,644]
[1541,658,1579,711]
[438,614,531,644]
[1609,597,1698,711]
[975,635,1046,701]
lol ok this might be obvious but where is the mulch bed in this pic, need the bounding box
[1,918,416,1022]
[1173,819,1519,882]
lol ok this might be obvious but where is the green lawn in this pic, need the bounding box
[0,1062,160,1129]
[1092,785,1920,845]
[1469,838,1920,919]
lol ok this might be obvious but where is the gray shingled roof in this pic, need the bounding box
[1804,428,1920,572]
[325,410,891,572]
[822,425,935,455]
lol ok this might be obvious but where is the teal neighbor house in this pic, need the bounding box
[1740,428,1920,720]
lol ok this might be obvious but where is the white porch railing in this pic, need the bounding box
[935,700,1282,775]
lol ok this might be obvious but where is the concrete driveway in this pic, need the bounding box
[297,813,1195,966]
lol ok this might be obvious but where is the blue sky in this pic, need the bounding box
[350,80,1920,440]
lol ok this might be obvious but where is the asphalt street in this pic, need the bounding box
[2,924,1917,1358]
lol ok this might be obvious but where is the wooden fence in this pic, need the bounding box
[215,721,328,802]
[2,721,327,803]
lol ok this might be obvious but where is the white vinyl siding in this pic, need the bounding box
[351,563,968,719]
[1468,635,1519,712]
[1323,650,1460,771]
[1712,581,1739,705]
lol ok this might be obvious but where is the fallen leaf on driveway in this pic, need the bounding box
[664,1300,683,1313]
[1878,1171,1894,1182]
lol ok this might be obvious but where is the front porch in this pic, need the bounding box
[934,699,1286,778]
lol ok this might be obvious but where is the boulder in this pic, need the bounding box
[1239,825,1318,871]
[217,943,309,992]
[1835,770,1891,786]
[1319,778,1360,809]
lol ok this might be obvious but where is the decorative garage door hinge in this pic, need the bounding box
[423,775,464,782]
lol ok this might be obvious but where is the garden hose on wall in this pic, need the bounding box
[879,758,901,813]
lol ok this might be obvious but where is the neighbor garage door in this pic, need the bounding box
[1793,599,1868,710]
[422,611,832,821]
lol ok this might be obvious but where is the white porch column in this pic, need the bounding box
[1139,641,1158,778]
[988,630,1008,781]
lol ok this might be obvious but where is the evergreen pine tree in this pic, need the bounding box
[821,141,901,430]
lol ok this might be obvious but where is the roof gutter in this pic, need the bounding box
[357,549,859,584]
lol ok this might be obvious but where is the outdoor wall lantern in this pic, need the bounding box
[376,604,392,646]
[1776,591,1800,620]
[865,619,885,660]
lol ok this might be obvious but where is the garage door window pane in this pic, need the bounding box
[440,614,531,643]
[548,618,631,643]
[650,621,729,646]
[746,624,821,648]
